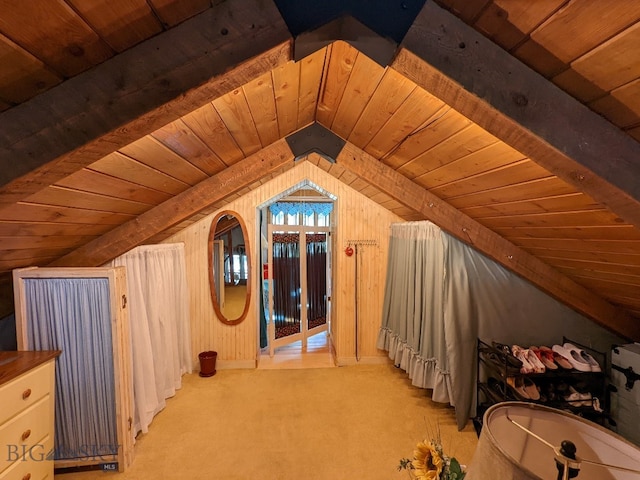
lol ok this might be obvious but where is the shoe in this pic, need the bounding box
[479,382,503,404]
[506,376,540,401]
[564,390,584,407]
[527,380,540,400]
[487,377,510,402]
[567,386,593,407]
[540,345,572,369]
[481,344,522,375]
[593,397,603,412]
[512,345,545,373]
[511,345,535,374]
[552,344,591,372]
[563,343,601,372]
[525,348,546,373]
[492,342,512,356]
[490,342,523,369]
[531,346,557,370]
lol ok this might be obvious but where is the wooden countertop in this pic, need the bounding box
[0,350,61,386]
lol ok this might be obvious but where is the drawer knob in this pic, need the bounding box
[21,429,31,441]
[22,474,31,480]
[22,388,32,400]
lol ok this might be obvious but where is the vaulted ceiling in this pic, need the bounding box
[1,0,639,340]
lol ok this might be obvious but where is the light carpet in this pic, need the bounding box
[55,363,478,479]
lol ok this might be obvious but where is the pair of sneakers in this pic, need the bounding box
[552,343,601,372]
[564,386,603,412]
[564,385,592,406]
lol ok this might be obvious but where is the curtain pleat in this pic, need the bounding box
[24,277,118,459]
[111,243,192,435]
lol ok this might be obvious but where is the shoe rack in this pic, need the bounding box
[474,337,608,433]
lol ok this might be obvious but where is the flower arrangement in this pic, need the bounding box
[398,437,466,480]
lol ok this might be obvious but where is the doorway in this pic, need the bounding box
[267,224,330,356]
[257,182,335,368]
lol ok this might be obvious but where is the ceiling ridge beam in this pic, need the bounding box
[336,141,639,341]
[49,140,293,268]
[392,1,640,230]
[0,0,292,200]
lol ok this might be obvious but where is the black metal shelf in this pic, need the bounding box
[475,338,608,432]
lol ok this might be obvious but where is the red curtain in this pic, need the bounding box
[272,234,301,338]
[271,233,327,338]
[306,234,327,330]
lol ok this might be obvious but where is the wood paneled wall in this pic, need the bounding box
[165,159,403,368]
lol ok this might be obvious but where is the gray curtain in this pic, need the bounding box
[378,221,623,430]
[377,221,452,403]
[444,234,622,429]
[24,277,118,460]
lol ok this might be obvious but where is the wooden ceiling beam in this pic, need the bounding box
[0,0,291,204]
[49,140,293,268]
[392,1,640,229]
[336,141,640,342]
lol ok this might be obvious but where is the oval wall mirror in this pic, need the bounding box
[208,211,251,325]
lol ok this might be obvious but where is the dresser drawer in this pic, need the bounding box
[0,362,53,425]
[0,397,51,476]
[0,434,52,480]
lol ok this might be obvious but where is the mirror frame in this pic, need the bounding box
[207,210,251,325]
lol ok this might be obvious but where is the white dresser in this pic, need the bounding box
[0,351,60,480]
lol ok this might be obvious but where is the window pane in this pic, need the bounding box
[304,212,314,226]
[273,211,285,225]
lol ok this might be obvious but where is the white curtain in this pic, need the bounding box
[110,243,192,435]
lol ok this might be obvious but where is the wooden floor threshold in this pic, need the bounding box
[257,331,336,369]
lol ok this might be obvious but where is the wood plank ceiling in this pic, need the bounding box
[0,0,639,340]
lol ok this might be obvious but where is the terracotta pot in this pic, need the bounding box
[198,351,217,377]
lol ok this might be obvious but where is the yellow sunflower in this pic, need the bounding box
[412,441,444,480]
